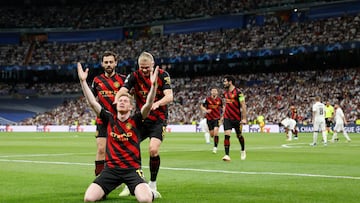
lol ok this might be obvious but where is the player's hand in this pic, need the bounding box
[219,116,224,125]
[77,62,89,81]
[151,102,160,110]
[240,119,247,124]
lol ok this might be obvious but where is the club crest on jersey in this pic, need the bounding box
[139,90,148,98]
[113,82,120,88]
[226,93,236,103]
[126,123,132,130]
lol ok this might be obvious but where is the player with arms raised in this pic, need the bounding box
[78,63,161,202]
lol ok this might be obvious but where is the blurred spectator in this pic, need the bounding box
[12,68,359,126]
[2,13,359,67]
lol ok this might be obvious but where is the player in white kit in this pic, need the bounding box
[199,118,211,144]
[330,104,351,142]
[311,96,327,146]
[280,117,297,141]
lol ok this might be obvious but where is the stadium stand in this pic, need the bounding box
[1,67,357,126]
[0,109,35,124]
[0,0,343,29]
[0,0,359,125]
[0,94,81,124]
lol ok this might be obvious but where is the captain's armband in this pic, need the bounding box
[238,94,245,102]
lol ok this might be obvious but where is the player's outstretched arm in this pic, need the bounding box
[77,62,101,115]
[151,68,173,110]
[152,88,174,110]
[141,66,159,119]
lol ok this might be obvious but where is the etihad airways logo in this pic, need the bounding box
[111,132,132,141]
[98,90,117,97]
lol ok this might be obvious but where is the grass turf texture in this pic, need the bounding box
[0,132,359,203]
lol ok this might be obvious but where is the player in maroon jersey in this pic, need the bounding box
[115,51,173,196]
[222,75,247,161]
[288,105,299,139]
[91,51,126,176]
[200,87,223,154]
[78,62,161,202]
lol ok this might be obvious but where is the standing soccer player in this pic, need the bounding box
[116,51,173,196]
[330,104,351,142]
[91,51,126,176]
[200,87,223,154]
[222,76,247,161]
[256,113,265,133]
[198,118,211,144]
[325,101,335,135]
[78,62,161,202]
[311,96,327,146]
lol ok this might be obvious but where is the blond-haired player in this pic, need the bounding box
[330,104,351,142]
[116,51,173,196]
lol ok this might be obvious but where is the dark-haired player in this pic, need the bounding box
[91,51,126,176]
[200,87,223,154]
[222,75,247,161]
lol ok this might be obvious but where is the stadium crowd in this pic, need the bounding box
[12,67,359,126]
[1,0,359,127]
[1,13,360,67]
[0,0,334,29]
[169,67,360,125]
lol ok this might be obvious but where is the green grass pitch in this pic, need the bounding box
[1,132,359,203]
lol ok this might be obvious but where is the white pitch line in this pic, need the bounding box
[282,142,360,148]
[161,146,283,153]
[281,143,312,148]
[0,159,91,166]
[1,159,359,180]
[0,153,93,158]
[160,166,360,180]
